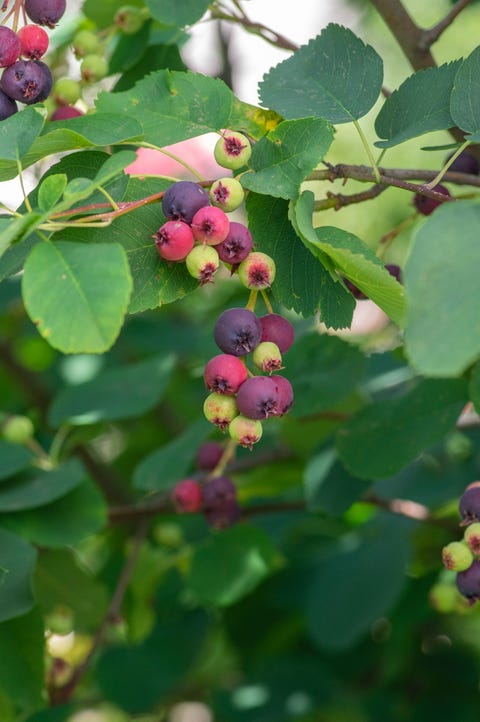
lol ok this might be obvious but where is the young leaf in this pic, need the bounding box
[22,241,133,354]
[0,608,44,709]
[145,0,210,26]
[37,173,68,211]
[375,61,461,148]
[259,24,383,124]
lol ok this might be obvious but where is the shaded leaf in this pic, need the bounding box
[0,528,36,622]
[0,442,34,482]
[145,0,210,26]
[0,459,86,512]
[451,47,480,137]
[0,608,44,710]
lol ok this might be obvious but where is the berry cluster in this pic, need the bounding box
[441,482,480,604]
[0,0,67,120]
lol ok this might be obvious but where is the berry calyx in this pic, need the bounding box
[464,522,480,555]
[203,392,238,431]
[81,54,109,83]
[413,184,450,216]
[236,375,279,420]
[25,0,66,27]
[0,27,21,67]
[209,177,245,212]
[17,24,49,60]
[162,180,210,224]
[171,479,203,513]
[204,354,248,395]
[216,222,253,266]
[214,130,252,170]
[154,220,195,261]
[441,541,474,572]
[252,341,283,373]
[213,307,262,356]
[456,559,480,603]
[195,441,225,471]
[2,415,35,444]
[259,313,295,354]
[237,251,276,290]
[191,206,230,246]
[185,244,219,285]
[229,415,263,449]
[459,483,480,525]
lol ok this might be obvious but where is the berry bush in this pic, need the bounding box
[3,1,480,720]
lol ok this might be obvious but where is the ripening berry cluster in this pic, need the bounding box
[0,0,68,120]
[441,482,480,604]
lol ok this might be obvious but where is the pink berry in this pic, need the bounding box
[18,24,49,60]
[153,220,195,261]
[259,313,295,353]
[0,27,21,68]
[191,205,230,245]
[273,375,294,416]
[50,105,83,120]
[204,354,248,395]
[171,478,203,513]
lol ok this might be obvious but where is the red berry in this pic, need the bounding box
[273,375,294,416]
[413,184,450,216]
[172,479,203,513]
[204,354,248,395]
[259,313,295,354]
[191,206,230,246]
[51,105,83,120]
[18,24,49,60]
[153,220,195,261]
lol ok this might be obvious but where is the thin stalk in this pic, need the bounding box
[124,141,205,181]
[245,290,258,311]
[353,120,381,182]
[260,289,274,313]
[425,139,471,189]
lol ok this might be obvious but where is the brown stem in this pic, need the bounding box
[210,7,298,52]
[420,0,475,50]
[314,183,388,212]
[369,0,436,69]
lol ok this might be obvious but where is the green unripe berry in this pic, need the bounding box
[114,5,147,34]
[464,522,480,555]
[237,251,276,290]
[209,177,245,212]
[214,130,252,170]
[53,78,81,106]
[80,54,109,83]
[2,415,34,444]
[442,540,474,571]
[203,392,238,431]
[429,582,462,613]
[72,30,100,59]
[252,341,283,373]
[229,415,263,449]
[185,244,219,285]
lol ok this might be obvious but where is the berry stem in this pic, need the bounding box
[125,141,205,181]
[96,185,120,212]
[210,438,237,477]
[353,119,381,183]
[16,157,32,213]
[424,139,472,189]
[260,289,274,314]
[245,290,258,312]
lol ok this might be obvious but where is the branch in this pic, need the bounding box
[369,0,436,69]
[210,6,298,52]
[421,0,475,50]
[314,183,388,212]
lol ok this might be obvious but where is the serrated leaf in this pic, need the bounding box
[241,118,334,199]
[0,608,44,709]
[0,528,36,622]
[145,0,210,26]
[0,458,86,512]
[37,173,68,211]
[22,241,132,353]
[259,24,383,124]
[229,98,282,140]
[375,61,461,148]
[0,442,34,482]
[48,354,175,426]
[0,107,44,180]
[293,191,406,326]
[451,47,480,136]
[336,378,467,480]
[404,201,480,376]
[96,70,233,146]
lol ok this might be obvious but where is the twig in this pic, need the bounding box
[420,0,475,50]
[369,0,435,69]
[314,183,387,212]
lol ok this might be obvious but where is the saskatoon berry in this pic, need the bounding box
[447,150,479,176]
[459,482,480,525]
[413,183,450,216]
[2,415,34,444]
[0,90,17,121]
[464,522,480,555]
[202,476,240,529]
[441,541,473,572]
[209,177,245,212]
[72,30,100,59]
[203,392,238,431]
[0,27,21,67]
[171,478,203,513]
[384,263,402,284]
[252,341,283,373]
[81,54,109,83]
[114,5,146,34]
[162,180,210,224]
[236,375,279,420]
[204,497,241,529]
[32,60,53,101]
[191,206,230,245]
[204,354,248,395]
[214,307,261,356]
[456,558,480,603]
[25,0,66,27]
[17,24,49,60]
[216,222,253,265]
[238,251,276,290]
[259,313,294,354]
[1,59,52,104]
[229,415,263,449]
[185,244,219,285]
[53,78,81,106]
[214,130,252,170]
[51,105,83,120]
[195,441,225,471]
[273,375,294,416]
[154,220,195,262]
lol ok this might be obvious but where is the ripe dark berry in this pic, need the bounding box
[259,313,294,354]
[162,180,210,224]
[203,392,238,431]
[238,251,276,290]
[252,341,283,373]
[1,59,52,104]
[385,264,402,284]
[236,375,279,420]
[204,354,248,395]
[214,130,252,170]
[191,206,230,245]
[456,559,480,603]
[172,478,203,513]
[205,498,241,529]
[202,476,240,529]
[0,27,21,67]
[413,183,450,216]
[447,150,479,175]
[0,90,17,121]
[51,105,83,120]
[25,0,66,27]
[185,245,219,285]
[195,441,225,471]
[154,220,195,261]
[214,307,262,356]
[441,541,473,571]
[209,177,245,212]
[18,24,49,60]
[216,222,253,265]
[273,375,294,416]
[459,483,480,525]
[229,415,263,449]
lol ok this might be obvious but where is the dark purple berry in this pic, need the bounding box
[216,222,253,265]
[456,559,480,603]
[162,180,210,224]
[202,476,240,529]
[459,483,480,525]
[0,90,17,121]
[236,375,279,420]
[273,375,294,416]
[1,59,51,104]
[413,183,450,216]
[259,313,294,354]
[204,354,248,395]
[24,0,66,27]
[195,441,225,471]
[32,60,53,101]
[447,150,479,176]
[343,278,367,300]
[214,307,262,356]
[385,264,402,284]
[0,27,21,67]
[204,498,241,529]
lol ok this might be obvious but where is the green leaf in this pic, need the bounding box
[451,47,480,137]
[259,24,383,124]
[0,527,36,622]
[404,201,480,376]
[48,354,175,426]
[469,361,480,415]
[96,70,233,146]
[37,173,68,211]
[22,241,132,354]
[145,0,210,26]
[375,62,461,148]
[0,213,43,261]
[113,43,186,92]
[133,417,211,491]
[0,608,44,710]
[241,118,334,199]
[0,107,44,179]
[0,442,34,482]
[188,523,280,606]
[287,332,367,417]
[336,378,467,480]
[305,517,410,650]
[245,193,349,322]
[293,191,406,327]
[304,449,371,515]
[0,459,86,512]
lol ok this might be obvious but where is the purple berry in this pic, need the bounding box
[195,441,225,471]
[0,90,17,121]
[204,354,248,395]
[191,206,230,246]
[459,483,480,525]
[202,476,240,529]
[236,375,279,420]
[204,498,241,529]
[216,222,253,265]
[1,59,51,104]
[162,180,210,224]
[214,307,261,357]
[259,313,294,354]
[25,0,66,27]
[273,375,294,416]
[51,105,83,121]
[0,27,21,68]
[385,264,402,284]
[413,183,450,216]
[172,479,203,513]
[456,559,480,603]
[153,220,195,261]
[32,60,53,101]
[447,150,479,176]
